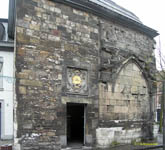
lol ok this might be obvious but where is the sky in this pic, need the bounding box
[0,0,164,68]
[0,1,8,19]
[114,0,165,69]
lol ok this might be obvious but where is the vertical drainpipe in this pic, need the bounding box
[8,0,16,39]
[95,19,102,148]
[97,19,103,126]
[149,81,155,140]
[98,20,102,79]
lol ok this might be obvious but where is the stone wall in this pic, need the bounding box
[14,0,156,149]
[96,127,141,148]
[99,62,149,120]
[97,19,156,147]
[15,0,99,149]
[97,62,151,147]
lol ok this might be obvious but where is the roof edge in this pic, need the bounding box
[52,0,159,38]
[0,19,8,23]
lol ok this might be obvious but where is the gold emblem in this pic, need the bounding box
[72,75,82,85]
[67,68,88,94]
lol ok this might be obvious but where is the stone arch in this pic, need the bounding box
[112,58,150,120]
[112,56,149,93]
[99,57,150,120]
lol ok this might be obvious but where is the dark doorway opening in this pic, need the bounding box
[67,103,85,145]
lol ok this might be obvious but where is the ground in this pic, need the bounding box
[0,137,163,150]
[0,140,13,146]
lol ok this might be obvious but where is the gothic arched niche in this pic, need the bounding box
[99,62,150,121]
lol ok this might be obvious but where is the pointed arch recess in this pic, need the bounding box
[112,56,149,93]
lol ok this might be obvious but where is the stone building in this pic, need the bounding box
[11,0,159,149]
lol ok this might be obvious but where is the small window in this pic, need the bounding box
[0,57,3,90]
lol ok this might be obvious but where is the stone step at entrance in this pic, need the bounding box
[62,145,92,150]
[62,148,92,150]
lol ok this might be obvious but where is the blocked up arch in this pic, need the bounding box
[112,56,149,93]
[99,56,150,120]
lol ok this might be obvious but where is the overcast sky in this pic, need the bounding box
[115,0,164,43]
[0,0,164,67]
[0,1,8,19]
[114,0,165,69]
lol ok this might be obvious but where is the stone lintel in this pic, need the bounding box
[61,96,92,104]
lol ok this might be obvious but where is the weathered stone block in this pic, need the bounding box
[39,51,50,57]
[20,79,42,87]
[23,123,32,129]
[29,23,40,31]
[17,72,29,79]
[17,33,30,44]
[19,86,27,95]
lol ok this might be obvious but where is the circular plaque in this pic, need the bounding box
[72,75,82,85]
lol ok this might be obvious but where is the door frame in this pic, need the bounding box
[66,103,87,145]
[83,104,87,145]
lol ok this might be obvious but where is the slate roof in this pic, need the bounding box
[89,0,141,23]
[8,0,158,38]
[52,0,158,38]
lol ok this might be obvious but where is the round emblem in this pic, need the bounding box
[72,75,82,85]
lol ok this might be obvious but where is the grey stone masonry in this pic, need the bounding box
[14,0,157,149]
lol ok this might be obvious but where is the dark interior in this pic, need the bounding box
[67,103,84,144]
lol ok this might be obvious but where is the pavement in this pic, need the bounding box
[0,133,163,150]
[61,143,160,150]
[62,142,92,150]
[62,136,163,150]
[0,140,13,146]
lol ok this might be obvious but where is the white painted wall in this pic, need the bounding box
[96,127,142,148]
[0,51,14,139]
